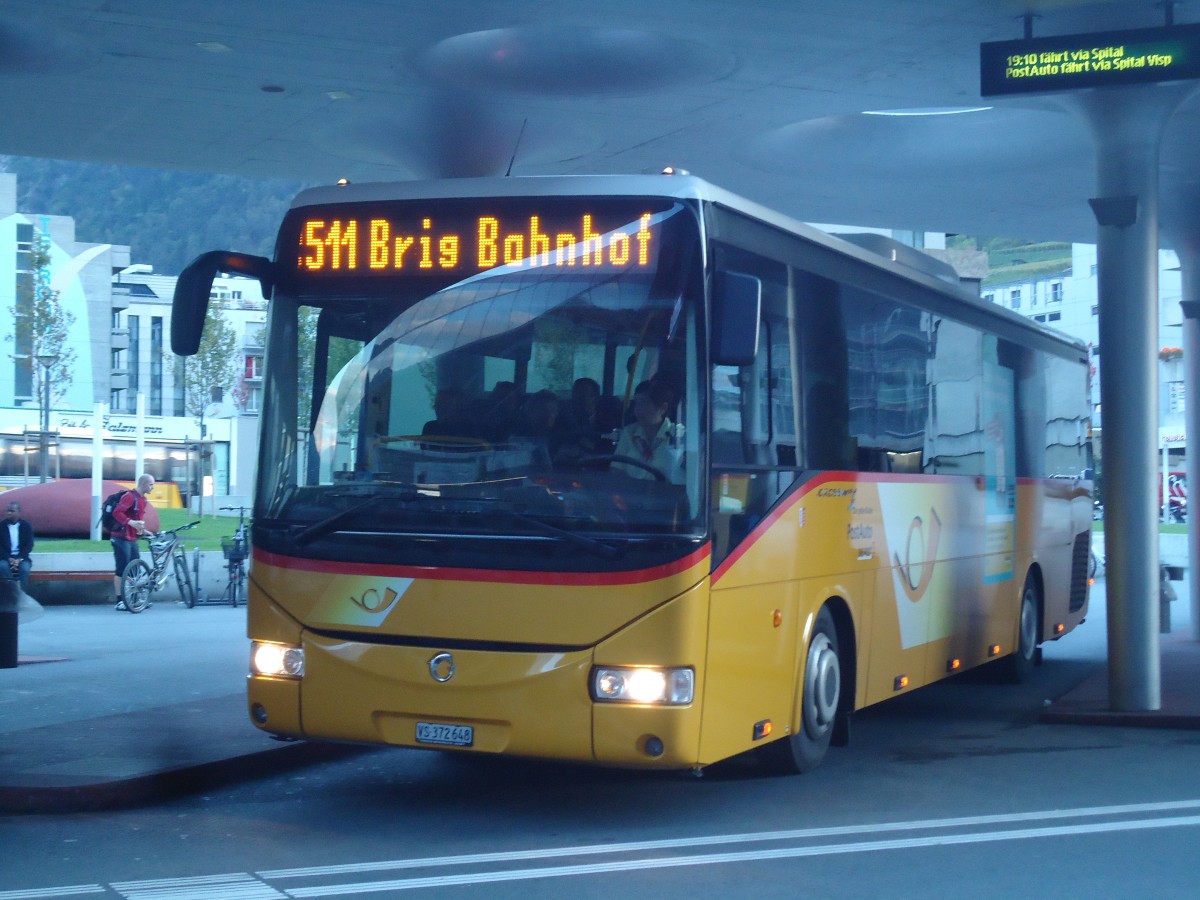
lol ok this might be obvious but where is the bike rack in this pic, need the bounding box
[191,535,247,607]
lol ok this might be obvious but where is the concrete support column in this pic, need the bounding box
[1182,294,1200,641]
[1162,137,1200,638]
[1068,86,1190,710]
[1173,195,1200,640]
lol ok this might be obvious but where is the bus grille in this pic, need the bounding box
[1070,531,1090,613]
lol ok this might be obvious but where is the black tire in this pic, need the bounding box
[999,575,1040,683]
[173,551,196,608]
[226,561,243,607]
[760,606,841,775]
[122,558,153,613]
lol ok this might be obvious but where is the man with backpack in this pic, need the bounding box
[111,474,154,611]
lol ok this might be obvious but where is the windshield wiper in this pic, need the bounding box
[293,486,421,546]
[495,509,624,560]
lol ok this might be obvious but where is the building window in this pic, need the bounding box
[983,292,994,304]
[1033,314,1047,323]
[1048,312,1061,322]
[127,314,140,412]
[1051,282,1063,303]
[173,356,186,416]
[1168,381,1186,413]
[1010,288,1021,309]
[1091,305,1099,317]
[13,224,34,404]
[150,317,164,416]
[244,355,264,380]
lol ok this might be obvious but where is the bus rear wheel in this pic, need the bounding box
[999,575,1041,684]
[761,606,841,775]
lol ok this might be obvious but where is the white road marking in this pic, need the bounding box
[110,872,286,900]
[283,813,1200,895]
[7,799,1200,900]
[263,797,1200,879]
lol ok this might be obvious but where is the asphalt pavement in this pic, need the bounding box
[1,577,1197,815]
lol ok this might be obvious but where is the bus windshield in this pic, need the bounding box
[256,198,705,548]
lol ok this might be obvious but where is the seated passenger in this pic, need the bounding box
[555,377,616,460]
[422,387,475,441]
[480,381,521,443]
[613,380,684,483]
[509,389,561,468]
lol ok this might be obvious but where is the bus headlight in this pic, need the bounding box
[251,641,305,679]
[591,666,694,705]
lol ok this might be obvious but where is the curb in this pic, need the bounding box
[0,741,368,815]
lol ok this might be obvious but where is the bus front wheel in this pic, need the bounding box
[761,605,841,775]
[998,575,1041,684]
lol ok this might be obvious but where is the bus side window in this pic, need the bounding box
[710,249,801,565]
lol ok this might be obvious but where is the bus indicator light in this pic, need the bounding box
[947,658,962,672]
[988,644,1002,658]
[753,720,773,740]
[894,675,909,691]
[1054,622,1066,635]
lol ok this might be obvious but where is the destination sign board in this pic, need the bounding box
[280,199,669,279]
[980,23,1200,96]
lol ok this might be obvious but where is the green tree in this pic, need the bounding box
[8,233,76,407]
[183,302,239,438]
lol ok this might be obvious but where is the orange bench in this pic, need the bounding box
[29,570,110,583]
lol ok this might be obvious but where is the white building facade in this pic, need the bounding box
[0,172,261,507]
[983,244,1186,501]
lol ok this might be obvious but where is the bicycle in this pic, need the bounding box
[219,505,251,607]
[121,521,202,613]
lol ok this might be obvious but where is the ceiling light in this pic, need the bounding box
[862,107,992,117]
[196,41,232,53]
[326,90,353,101]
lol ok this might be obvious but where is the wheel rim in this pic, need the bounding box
[125,563,151,610]
[803,632,840,740]
[1018,587,1038,660]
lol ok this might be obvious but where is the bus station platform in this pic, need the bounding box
[0,602,360,814]
[0,587,1197,815]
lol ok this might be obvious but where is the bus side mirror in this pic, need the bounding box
[711,271,761,367]
[172,251,274,356]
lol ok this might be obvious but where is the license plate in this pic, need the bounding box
[415,721,474,747]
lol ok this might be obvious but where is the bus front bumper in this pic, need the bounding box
[247,632,705,768]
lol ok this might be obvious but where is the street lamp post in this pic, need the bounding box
[35,353,59,483]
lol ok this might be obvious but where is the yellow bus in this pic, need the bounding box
[173,174,1092,774]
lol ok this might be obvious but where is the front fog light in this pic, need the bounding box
[591,666,693,705]
[251,641,305,679]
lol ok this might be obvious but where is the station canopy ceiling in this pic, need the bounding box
[2,0,1199,244]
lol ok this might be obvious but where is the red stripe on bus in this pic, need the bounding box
[252,544,711,587]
